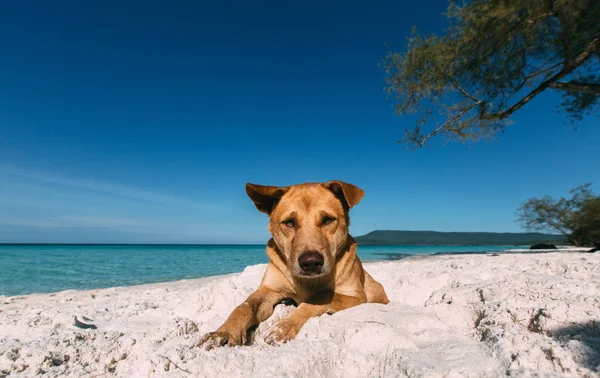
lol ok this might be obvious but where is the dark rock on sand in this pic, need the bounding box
[530,243,557,250]
[73,316,97,330]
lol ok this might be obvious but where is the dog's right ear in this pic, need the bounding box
[245,183,288,214]
[324,180,364,209]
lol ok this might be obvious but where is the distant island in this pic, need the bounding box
[354,230,565,246]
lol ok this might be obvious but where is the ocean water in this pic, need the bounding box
[0,244,514,297]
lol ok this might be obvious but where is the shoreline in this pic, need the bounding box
[0,244,512,298]
[1,247,593,299]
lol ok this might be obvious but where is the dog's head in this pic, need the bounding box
[246,181,364,279]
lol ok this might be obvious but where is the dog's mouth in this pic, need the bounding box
[297,270,327,278]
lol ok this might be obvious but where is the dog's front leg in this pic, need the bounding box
[265,292,365,344]
[198,286,285,349]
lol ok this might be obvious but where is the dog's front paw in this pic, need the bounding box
[264,319,300,345]
[197,330,243,350]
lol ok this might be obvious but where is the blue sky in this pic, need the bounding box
[0,0,598,243]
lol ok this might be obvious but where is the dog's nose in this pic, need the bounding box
[298,251,324,274]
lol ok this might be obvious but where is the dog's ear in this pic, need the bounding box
[324,180,364,209]
[246,183,288,214]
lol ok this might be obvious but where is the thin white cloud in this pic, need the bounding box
[56,215,147,227]
[0,216,153,229]
[0,164,217,209]
[0,165,252,242]
[0,218,64,228]
[0,215,231,241]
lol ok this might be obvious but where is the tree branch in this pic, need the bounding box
[543,215,570,236]
[550,81,600,95]
[410,101,482,149]
[448,75,481,103]
[524,61,563,81]
[479,36,599,121]
[526,12,555,24]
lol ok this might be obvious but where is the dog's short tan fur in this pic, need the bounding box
[198,180,389,348]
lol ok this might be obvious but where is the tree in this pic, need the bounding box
[383,0,600,149]
[571,197,600,247]
[516,183,600,246]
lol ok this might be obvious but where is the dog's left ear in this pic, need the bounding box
[246,183,289,214]
[324,180,364,209]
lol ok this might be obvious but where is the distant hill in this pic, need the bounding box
[354,230,565,246]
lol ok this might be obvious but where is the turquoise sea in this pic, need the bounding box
[0,244,515,297]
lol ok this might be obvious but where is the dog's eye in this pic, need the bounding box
[322,216,336,226]
[282,219,296,228]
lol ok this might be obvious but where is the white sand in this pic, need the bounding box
[1,251,599,377]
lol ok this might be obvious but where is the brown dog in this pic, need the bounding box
[198,180,389,348]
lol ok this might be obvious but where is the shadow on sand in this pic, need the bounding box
[552,321,600,372]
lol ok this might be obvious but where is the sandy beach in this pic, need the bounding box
[1,251,599,377]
